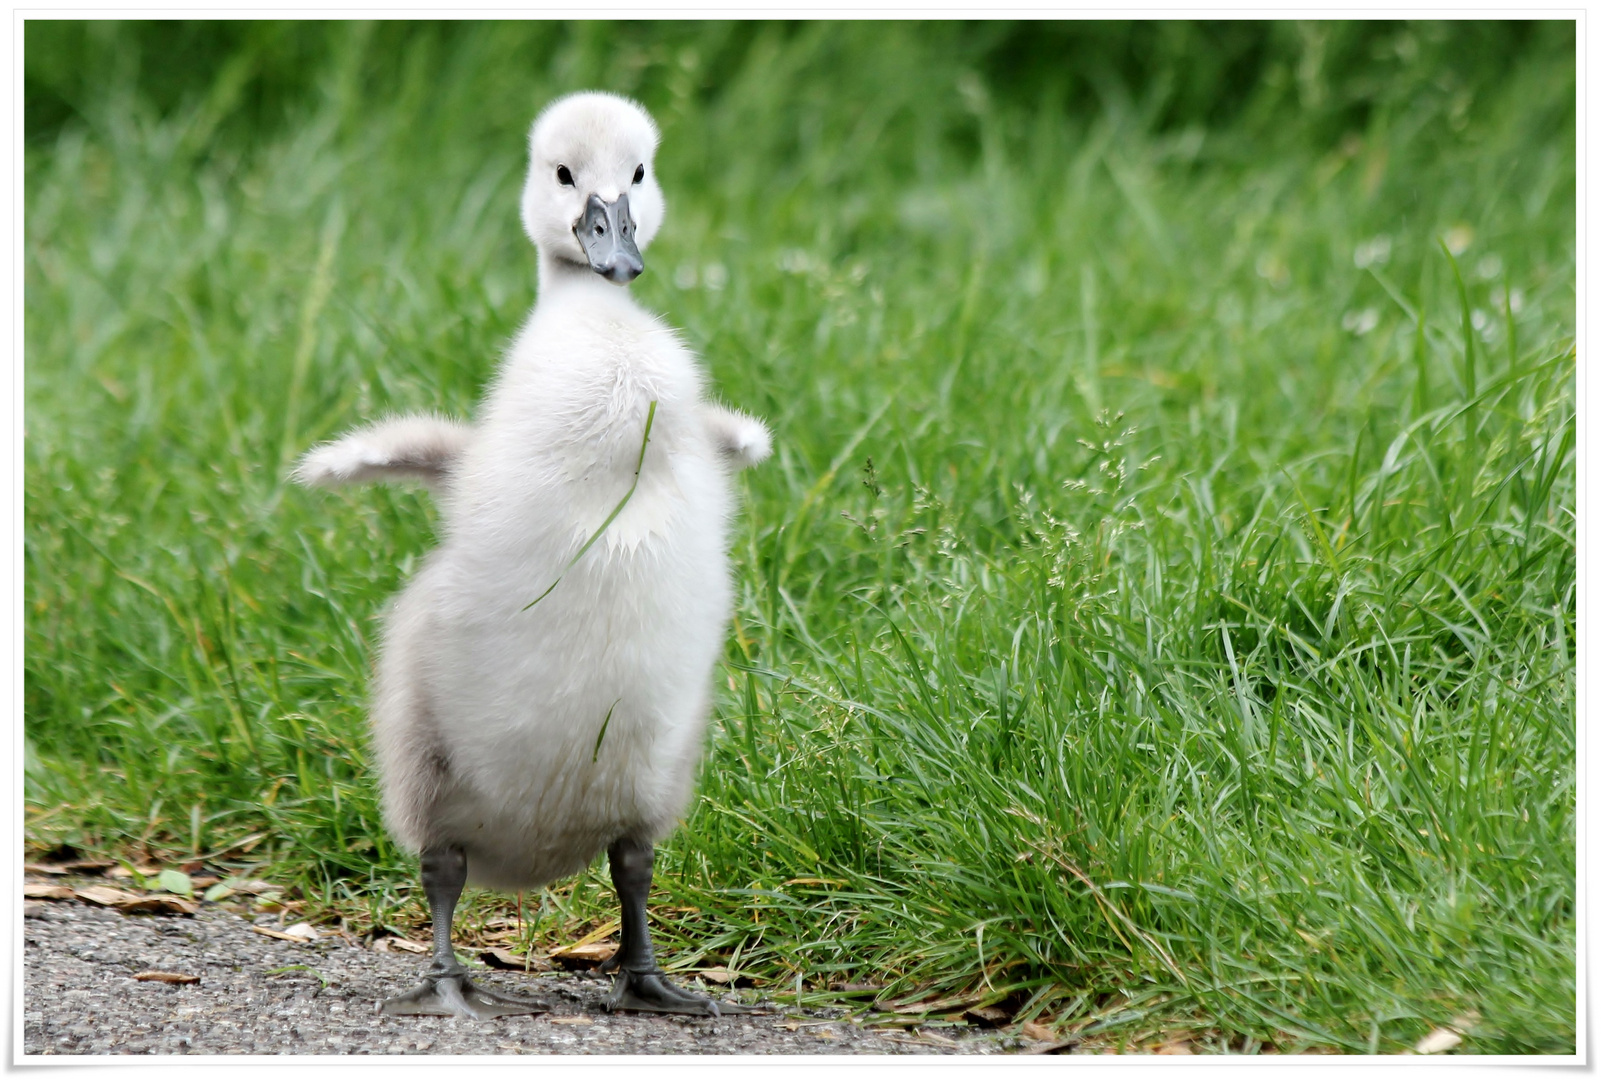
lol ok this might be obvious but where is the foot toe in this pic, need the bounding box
[605,969,721,1016]
[380,974,546,1020]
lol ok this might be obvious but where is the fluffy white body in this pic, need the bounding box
[298,92,769,894]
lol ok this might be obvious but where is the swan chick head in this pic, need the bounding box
[522,92,664,285]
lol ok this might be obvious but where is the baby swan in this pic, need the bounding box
[296,91,770,1019]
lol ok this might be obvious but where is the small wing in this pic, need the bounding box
[294,415,474,490]
[700,404,772,469]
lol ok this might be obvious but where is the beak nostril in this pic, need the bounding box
[575,193,641,285]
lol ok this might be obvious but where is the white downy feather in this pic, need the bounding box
[300,92,770,891]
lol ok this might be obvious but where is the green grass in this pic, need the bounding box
[25,21,1575,1053]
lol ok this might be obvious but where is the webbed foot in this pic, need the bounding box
[380,972,547,1020]
[604,967,724,1016]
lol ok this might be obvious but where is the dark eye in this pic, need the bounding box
[633,164,645,185]
[556,164,574,187]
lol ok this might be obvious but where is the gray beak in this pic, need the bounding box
[574,193,643,284]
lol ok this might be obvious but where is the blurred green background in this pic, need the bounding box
[25,20,1564,150]
[25,20,1575,1053]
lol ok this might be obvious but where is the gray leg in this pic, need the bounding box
[379,846,545,1020]
[601,838,728,1016]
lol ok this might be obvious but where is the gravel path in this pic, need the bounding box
[24,896,1031,1056]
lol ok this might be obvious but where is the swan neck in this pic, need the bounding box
[537,249,631,302]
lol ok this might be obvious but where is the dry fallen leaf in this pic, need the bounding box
[252,923,317,943]
[228,880,284,896]
[548,1016,593,1026]
[1414,1012,1479,1055]
[134,971,200,985]
[549,941,617,970]
[23,884,76,900]
[74,886,143,907]
[697,967,736,985]
[1023,1039,1077,1056]
[1021,1020,1058,1042]
[480,947,550,972]
[116,895,200,916]
[107,865,163,880]
[548,919,619,963]
[1019,1018,1080,1054]
[1154,1037,1195,1055]
[889,992,982,1015]
[966,1005,1011,1026]
[1414,1028,1463,1055]
[373,937,430,954]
